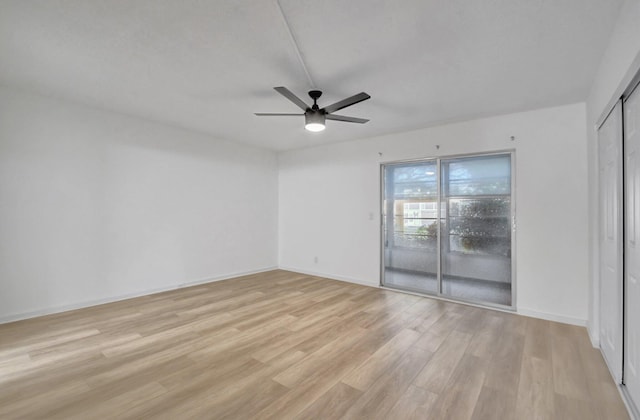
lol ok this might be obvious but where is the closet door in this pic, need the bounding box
[598,101,623,383]
[625,82,640,406]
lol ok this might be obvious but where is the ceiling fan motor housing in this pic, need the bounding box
[305,109,325,125]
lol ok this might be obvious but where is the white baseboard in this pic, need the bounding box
[517,307,587,327]
[0,266,278,325]
[588,325,601,348]
[280,267,589,328]
[596,347,638,420]
[3,265,590,332]
[621,384,640,420]
[277,266,379,288]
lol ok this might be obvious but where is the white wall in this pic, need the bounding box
[0,86,278,322]
[586,0,640,345]
[279,103,589,325]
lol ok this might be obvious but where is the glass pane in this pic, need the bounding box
[392,165,438,199]
[441,154,512,306]
[448,198,511,256]
[383,161,438,294]
[445,155,511,196]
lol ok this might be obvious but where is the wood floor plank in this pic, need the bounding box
[514,355,555,420]
[0,269,629,419]
[293,382,362,420]
[413,329,449,353]
[428,353,487,420]
[573,325,631,420]
[0,380,91,418]
[550,323,592,401]
[522,317,552,360]
[554,394,600,420]
[465,313,504,359]
[413,329,472,393]
[342,328,421,391]
[471,385,517,420]
[424,310,464,338]
[251,316,343,363]
[254,348,372,419]
[130,358,270,419]
[272,326,369,388]
[340,346,434,420]
[483,330,525,393]
[67,382,168,420]
[386,384,439,420]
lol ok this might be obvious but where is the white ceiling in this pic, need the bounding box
[0,0,624,151]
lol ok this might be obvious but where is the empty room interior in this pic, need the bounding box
[2,0,640,419]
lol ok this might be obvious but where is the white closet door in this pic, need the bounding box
[599,101,623,383]
[625,82,640,407]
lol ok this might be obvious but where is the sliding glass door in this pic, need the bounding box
[439,154,513,306]
[382,160,440,294]
[381,152,514,308]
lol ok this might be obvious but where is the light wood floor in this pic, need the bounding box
[0,270,629,419]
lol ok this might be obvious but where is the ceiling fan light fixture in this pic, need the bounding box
[305,111,326,132]
[305,123,325,132]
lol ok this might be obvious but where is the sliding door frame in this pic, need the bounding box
[380,149,517,312]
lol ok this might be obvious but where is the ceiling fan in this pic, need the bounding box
[255,87,371,132]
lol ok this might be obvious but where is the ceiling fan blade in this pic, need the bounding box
[273,87,310,111]
[255,113,303,116]
[325,114,369,124]
[323,92,370,114]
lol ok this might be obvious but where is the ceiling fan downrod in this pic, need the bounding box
[308,90,322,110]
